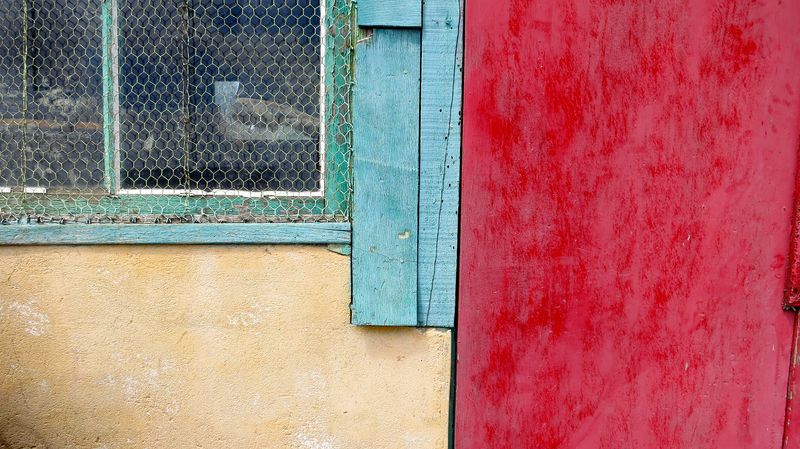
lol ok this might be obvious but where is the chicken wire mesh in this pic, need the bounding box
[0,0,353,224]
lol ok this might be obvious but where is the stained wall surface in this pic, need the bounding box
[0,245,451,449]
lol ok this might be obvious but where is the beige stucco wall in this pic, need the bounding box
[0,245,451,449]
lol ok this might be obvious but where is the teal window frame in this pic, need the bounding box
[0,0,353,228]
[0,222,350,245]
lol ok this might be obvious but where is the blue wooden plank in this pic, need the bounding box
[0,223,351,245]
[418,0,463,328]
[352,29,421,326]
[358,0,422,28]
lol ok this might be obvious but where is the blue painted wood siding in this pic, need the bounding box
[0,223,351,245]
[351,0,462,328]
[418,0,462,327]
[351,29,422,326]
[357,0,422,28]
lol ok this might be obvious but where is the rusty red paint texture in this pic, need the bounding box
[457,1,800,448]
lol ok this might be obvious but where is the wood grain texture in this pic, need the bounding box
[0,223,351,245]
[417,0,462,328]
[351,29,421,326]
[357,0,421,28]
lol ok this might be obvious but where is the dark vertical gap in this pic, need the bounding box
[180,0,194,193]
[450,1,465,446]
[449,326,458,449]
[348,0,358,324]
[417,3,425,325]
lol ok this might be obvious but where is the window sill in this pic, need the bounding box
[0,222,350,245]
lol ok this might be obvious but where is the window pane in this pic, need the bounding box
[0,1,25,187]
[0,0,105,190]
[119,0,187,189]
[119,0,323,192]
[0,0,351,222]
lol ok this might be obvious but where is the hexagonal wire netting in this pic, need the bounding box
[0,0,353,223]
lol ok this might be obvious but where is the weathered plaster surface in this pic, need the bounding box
[0,245,451,449]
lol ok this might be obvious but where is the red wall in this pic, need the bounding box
[457,1,800,447]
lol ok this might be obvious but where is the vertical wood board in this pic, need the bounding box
[418,0,462,327]
[351,29,421,326]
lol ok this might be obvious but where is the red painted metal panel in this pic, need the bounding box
[457,1,800,448]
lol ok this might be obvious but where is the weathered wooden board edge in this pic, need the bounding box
[351,29,421,326]
[418,0,463,328]
[357,0,422,28]
[0,223,351,245]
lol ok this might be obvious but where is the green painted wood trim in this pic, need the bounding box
[417,0,462,328]
[357,0,422,28]
[351,29,421,326]
[0,223,350,245]
[324,0,355,217]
